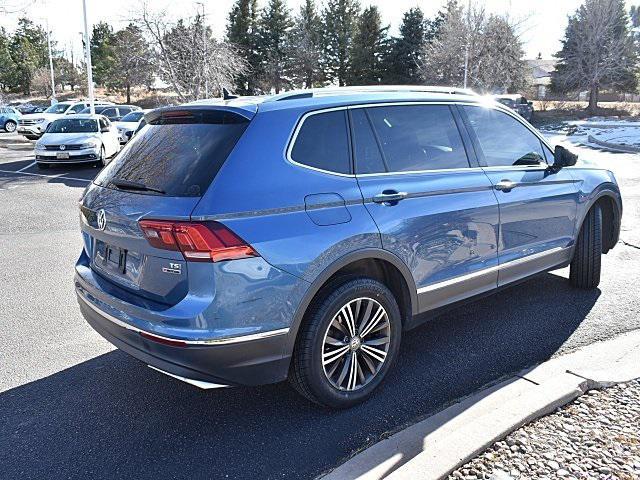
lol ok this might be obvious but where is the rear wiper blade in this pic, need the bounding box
[110,178,166,194]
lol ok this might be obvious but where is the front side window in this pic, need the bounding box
[45,103,71,114]
[102,108,118,119]
[290,110,350,174]
[69,104,86,113]
[361,105,469,173]
[462,106,545,167]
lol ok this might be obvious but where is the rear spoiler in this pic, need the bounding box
[145,104,257,124]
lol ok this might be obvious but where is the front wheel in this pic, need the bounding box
[4,120,16,133]
[570,205,602,289]
[98,145,106,166]
[289,278,402,408]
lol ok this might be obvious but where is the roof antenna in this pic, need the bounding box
[222,88,238,100]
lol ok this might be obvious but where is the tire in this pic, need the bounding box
[570,205,602,289]
[289,277,402,408]
[4,120,16,133]
[37,162,49,169]
[98,145,106,166]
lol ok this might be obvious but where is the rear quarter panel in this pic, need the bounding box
[191,107,383,283]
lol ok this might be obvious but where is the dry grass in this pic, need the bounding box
[531,100,640,127]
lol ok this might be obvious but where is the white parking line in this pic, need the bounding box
[16,161,36,172]
[0,168,91,183]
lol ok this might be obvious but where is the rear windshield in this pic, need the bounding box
[94,109,249,197]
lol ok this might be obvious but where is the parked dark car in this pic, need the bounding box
[492,94,534,121]
[76,86,621,408]
[16,103,46,114]
[78,105,140,122]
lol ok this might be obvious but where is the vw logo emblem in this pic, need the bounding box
[59,145,66,151]
[96,209,106,231]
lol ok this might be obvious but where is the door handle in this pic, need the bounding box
[494,180,517,192]
[372,190,408,204]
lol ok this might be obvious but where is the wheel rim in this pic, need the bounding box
[321,297,391,391]
[6,122,15,132]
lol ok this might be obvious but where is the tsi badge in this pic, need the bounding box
[162,263,182,275]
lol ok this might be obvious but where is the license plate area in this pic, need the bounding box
[94,240,127,273]
[56,152,70,159]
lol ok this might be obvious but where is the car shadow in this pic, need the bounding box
[0,272,600,480]
[0,157,99,188]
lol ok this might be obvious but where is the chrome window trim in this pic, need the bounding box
[284,100,554,178]
[416,246,568,294]
[285,106,355,178]
[78,293,290,345]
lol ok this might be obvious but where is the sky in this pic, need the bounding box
[0,0,631,63]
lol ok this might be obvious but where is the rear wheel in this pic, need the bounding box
[4,120,16,133]
[289,278,401,408]
[570,205,602,289]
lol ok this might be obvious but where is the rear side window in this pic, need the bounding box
[350,109,387,174]
[462,106,545,167]
[94,109,249,197]
[290,110,350,174]
[363,105,469,173]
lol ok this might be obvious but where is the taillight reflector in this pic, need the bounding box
[139,220,258,262]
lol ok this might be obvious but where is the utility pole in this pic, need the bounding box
[82,0,95,114]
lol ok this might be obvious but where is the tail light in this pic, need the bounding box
[139,220,258,262]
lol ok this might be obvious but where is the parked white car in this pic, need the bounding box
[34,114,120,169]
[113,109,149,144]
[18,100,113,140]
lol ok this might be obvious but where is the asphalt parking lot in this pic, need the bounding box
[1,132,639,480]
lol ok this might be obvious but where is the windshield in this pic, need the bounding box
[45,103,71,114]
[47,118,98,133]
[95,110,249,197]
[120,111,144,122]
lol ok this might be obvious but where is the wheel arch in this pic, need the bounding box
[578,186,621,254]
[284,248,417,354]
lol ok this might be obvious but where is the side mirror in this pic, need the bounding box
[553,145,578,169]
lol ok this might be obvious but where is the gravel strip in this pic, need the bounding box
[449,380,640,480]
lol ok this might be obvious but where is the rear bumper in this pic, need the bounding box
[77,288,292,387]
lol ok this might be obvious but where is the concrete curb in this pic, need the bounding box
[587,135,640,153]
[321,330,640,480]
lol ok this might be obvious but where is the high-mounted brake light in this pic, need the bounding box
[139,220,258,262]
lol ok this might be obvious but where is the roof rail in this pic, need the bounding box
[264,85,479,102]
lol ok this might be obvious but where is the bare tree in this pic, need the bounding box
[420,2,526,94]
[133,2,247,102]
[552,0,637,112]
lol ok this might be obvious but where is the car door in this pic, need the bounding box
[459,104,579,286]
[352,104,500,313]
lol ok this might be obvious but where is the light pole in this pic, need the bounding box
[195,1,208,99]
[46,16,56,103]
[81,0,95,114]
[463,0,471,89]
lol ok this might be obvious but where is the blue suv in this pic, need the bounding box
[76,87,622,408]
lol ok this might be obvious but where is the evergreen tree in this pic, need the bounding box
[287,0,323,88]
[226,0,260,94]
[90,22,115,86]
[322,0,360,86]
[384,7,426,84]
[0,27,16,91]
[552,0,637,112]
[105,24,153,103]
[349,6,388,85]
[257,0,293,93]
[8,18,48,94]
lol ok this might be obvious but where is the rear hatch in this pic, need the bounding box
[79,106,252,307]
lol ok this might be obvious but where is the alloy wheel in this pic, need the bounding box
[321,297,391,391]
